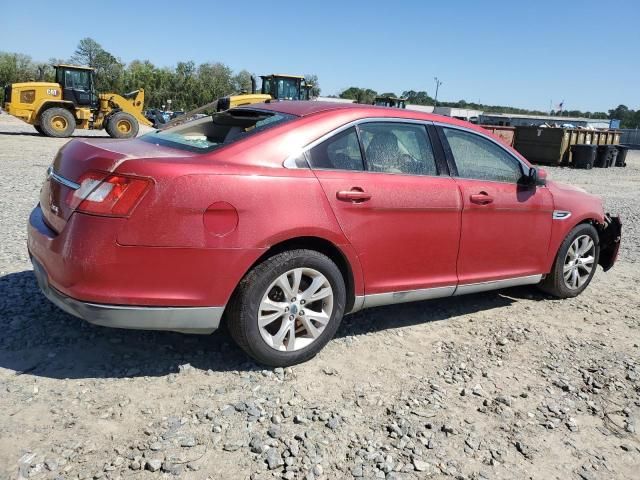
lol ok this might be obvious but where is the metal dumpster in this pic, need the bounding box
[515,127,623,165]
[514,127,571,165]
[610,131,621,145]
[480,125,515,146]
[583,131,596,145]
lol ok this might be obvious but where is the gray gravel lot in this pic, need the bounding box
[1,112,639,480]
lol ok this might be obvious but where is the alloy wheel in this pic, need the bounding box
[563,235,595,289]
[258,268,334,352]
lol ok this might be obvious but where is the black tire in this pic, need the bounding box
[34,125,44,135]
[40,107,75,138]
[227,249,346,366]
[105,111,139,139]
[538,223,600,298]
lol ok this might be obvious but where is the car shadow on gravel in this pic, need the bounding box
[0,270,546,380]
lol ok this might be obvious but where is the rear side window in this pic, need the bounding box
[359,123,437,176]
[140,109,295,153]
[442,127,523,183]
[307,127,364,171]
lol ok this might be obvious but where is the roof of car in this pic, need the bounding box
[237,101,530,165]
[245,100,466,126]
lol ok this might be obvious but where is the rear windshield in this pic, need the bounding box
[140,109,295,153]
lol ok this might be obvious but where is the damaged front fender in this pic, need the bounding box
[597,214,622,272]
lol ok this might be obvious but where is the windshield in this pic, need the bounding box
[276,78,300,100]
[140,109,295,153]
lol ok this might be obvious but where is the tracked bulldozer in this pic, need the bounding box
[2,64,151,138]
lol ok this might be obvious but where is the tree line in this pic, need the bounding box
[0,38,320,111]
[338,87,640,128]
[1,38,638,128]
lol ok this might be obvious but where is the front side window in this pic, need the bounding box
[276,78,300,100]
[307,127,364,171]
[359,122,437,176]
[65,70,91,90]
[442,127,523,183]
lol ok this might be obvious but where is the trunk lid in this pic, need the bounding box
[40,138,192,233]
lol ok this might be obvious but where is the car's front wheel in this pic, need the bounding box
[227,249,346,366]
[539,223,600,298]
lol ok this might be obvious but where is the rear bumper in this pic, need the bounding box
[27,204,261,306]
[26,204,264,333]
[31,257,223,334]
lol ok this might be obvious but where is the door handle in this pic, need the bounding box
[470,192,494,205]
[336,188,372,203]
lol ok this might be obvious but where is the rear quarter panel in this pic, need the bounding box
[115,162,364,296]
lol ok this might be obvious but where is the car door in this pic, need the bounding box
[437,125,554,287]
[306,121,462,304]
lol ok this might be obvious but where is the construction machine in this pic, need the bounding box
[2,64,151,138]
[216,74,313,110]
[374,96,407,108]
[162,74,314,129]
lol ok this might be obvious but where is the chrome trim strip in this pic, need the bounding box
[31,257,223,334]
[453,274,542,296]
[349,295,365,314]
[356,275,543,310]
[283,117,434,169]
[552,210,572,220]
[363,285,456,308]
[47,166,80,190]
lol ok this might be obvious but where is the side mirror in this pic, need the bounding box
[522,167,546,187]
[536,167,547,186]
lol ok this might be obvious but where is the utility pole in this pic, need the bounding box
[434,77,442,107]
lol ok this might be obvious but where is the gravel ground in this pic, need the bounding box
[1,112,639,480]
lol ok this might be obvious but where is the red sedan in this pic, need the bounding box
[28,102,621,366]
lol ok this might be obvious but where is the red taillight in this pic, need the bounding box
[66,171,152,217]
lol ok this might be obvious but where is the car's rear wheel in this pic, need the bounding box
[539,223,600,298]
[227,249,346,366]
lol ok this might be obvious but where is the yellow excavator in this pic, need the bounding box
[2,64,151,138]
[162,74,314,129]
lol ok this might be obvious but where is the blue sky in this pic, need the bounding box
[2,0,638,112]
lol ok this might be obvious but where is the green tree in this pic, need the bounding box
[194,62,234,109]
[402,90,433,105]
[232,69,253,93]
[70,38,103,67]
[340,87,377,104]
[304,74,321,97]
[70,38,124,91]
